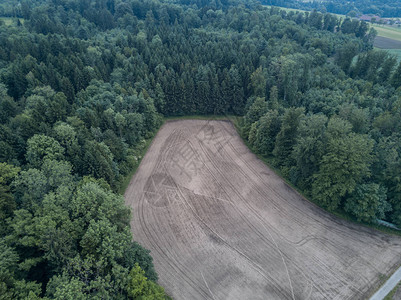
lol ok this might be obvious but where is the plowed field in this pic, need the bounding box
[125,120,401,300]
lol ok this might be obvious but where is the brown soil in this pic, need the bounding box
[125,120,401,300]
[374,36,401,49]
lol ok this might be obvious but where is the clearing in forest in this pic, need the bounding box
[125,120,401,300]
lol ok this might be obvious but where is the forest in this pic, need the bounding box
[0,0,401,298]
[262,0,401,18]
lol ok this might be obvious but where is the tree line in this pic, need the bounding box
[262,0,401,18]
[240,29,401,226]
[0,0,400,298]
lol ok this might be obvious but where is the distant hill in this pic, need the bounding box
[262,0,401,18]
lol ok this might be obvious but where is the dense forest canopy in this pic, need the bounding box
[262,0,401,18]
[0,0,401,298]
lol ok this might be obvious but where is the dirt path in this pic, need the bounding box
[125,120,401,300]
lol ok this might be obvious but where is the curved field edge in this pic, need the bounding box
[230,117,401,238]
[127,115,401,238]
[384,282,401,300]
[118,134,160,194]
[178,116,401,298]
[229,116,401,299]
[123,116,395,293]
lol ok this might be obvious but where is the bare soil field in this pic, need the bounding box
[374,36,401,49]
[125,120,401,300]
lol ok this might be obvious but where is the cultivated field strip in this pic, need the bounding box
[125,120,401,300]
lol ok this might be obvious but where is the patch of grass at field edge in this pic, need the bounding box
[372,24,401,42]
[368,266,401,300]
[384,281,401,300]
